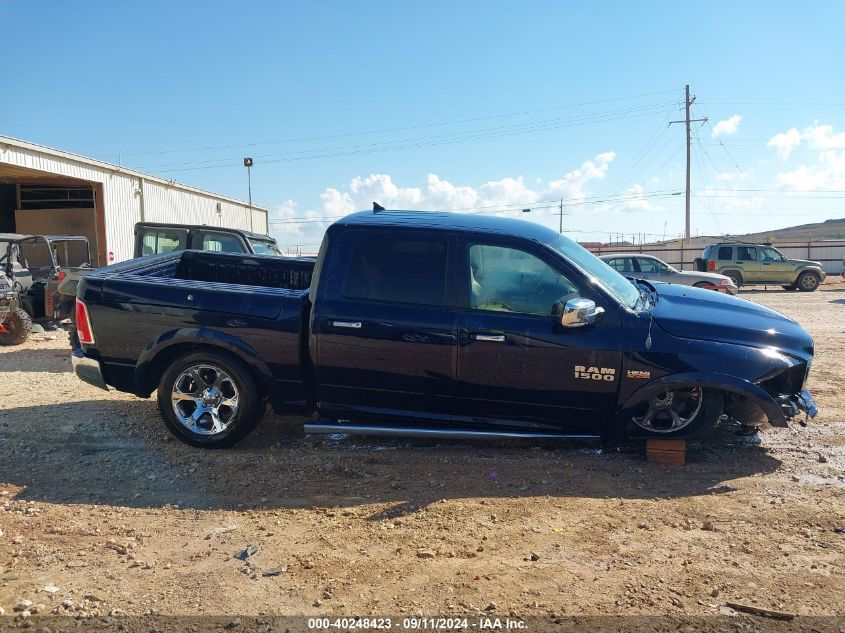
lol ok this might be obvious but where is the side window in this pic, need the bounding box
[202,233,244,253]
[469,244,577,316]
[141,230,187,255]
[344,235,448,305]
[737,246,757,261]
[717,246,733,260]
[606,258,633,273]
[636,257,666,273]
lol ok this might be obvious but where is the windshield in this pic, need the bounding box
[248,238,283,256]
[548,235,642,309]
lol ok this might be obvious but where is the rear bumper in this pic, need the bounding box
[72,350,108,390]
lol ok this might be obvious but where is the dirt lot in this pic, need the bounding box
[0,284,843,631]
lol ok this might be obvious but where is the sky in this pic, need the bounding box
[2,1,845,253]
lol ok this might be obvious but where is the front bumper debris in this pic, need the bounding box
[72,350,108,391]
[778,389,818,423]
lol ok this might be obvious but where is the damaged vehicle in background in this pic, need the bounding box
[0,233,90,345]
[71,210,817,448]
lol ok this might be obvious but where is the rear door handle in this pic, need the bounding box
[471,333,506,343]
[332,320,362,329]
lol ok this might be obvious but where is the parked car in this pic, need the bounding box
[599,253,737,295]
[696,242,825,291]
[135,222,283,257]
[0,234,90,345]
[72,211,817,448]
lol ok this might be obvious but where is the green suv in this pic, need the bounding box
[698,242,826,291]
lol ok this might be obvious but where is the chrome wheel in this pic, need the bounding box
[632,387,703,433]
[171,364,239,436]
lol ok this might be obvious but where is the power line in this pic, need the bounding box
[145,104,677,173]
[97,88,682,160]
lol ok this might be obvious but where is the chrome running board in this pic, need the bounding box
[303,423,600,441]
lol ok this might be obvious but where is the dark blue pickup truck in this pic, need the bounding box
[72,210,817,448]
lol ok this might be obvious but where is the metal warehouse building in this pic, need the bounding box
[0,135,268,266]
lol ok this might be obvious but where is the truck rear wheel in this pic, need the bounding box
[157,351,264,448]
[796,271,820,292]
[0,308,32,346]
[626,387,723,439]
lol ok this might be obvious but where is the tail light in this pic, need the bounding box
[708,260,716,271]
[75,299,95,345]
[56,271,67,282]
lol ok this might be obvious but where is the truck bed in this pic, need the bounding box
[79,250,314,404]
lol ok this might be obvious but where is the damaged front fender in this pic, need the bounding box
[619,371,811,428]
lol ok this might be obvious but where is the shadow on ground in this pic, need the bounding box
[0,395,782,515]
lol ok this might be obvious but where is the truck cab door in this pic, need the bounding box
[455,239,623,434]
[310,229,459,424]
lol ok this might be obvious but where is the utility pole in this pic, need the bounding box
[244,157,254,231]
[558,197,566,233]
[669,85,707,241]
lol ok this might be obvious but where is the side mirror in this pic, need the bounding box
[554,297,605,329]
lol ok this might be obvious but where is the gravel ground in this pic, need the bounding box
[0,283,843,631]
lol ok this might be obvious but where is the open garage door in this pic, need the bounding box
[0,165,106,266]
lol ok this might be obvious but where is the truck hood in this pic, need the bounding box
[648,283,813,358]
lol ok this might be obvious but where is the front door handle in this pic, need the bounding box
[332,320,362,329]
[471,333,506,343]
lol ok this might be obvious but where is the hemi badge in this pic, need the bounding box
[627,370,651,379]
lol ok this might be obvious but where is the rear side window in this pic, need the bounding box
[202,233,244,253]
[606,257,634,273]
[344,236,448,305]
[737,246,757,261]
[141,229,187,255]
[717,246,733,260]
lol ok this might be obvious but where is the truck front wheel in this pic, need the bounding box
[157,351,264,448]
[626,387,724,439]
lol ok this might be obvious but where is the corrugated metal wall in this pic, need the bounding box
[1,139,269,263]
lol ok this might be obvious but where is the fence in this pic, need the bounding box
[585,240,845,274]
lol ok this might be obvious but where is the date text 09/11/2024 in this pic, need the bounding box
[307,617,527,630]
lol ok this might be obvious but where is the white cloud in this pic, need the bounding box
[271,152,620,251]
[617,183,661,213]
[711,114,742,138]
[347,173,423,208]
[766,124,845,190]
[477,176,540,211]
[803,124,845,151]
[767,123,845,160]
[777,150,845,191]
[547,151,616,201]
[767,127,803,159]
[423,173,478,209]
